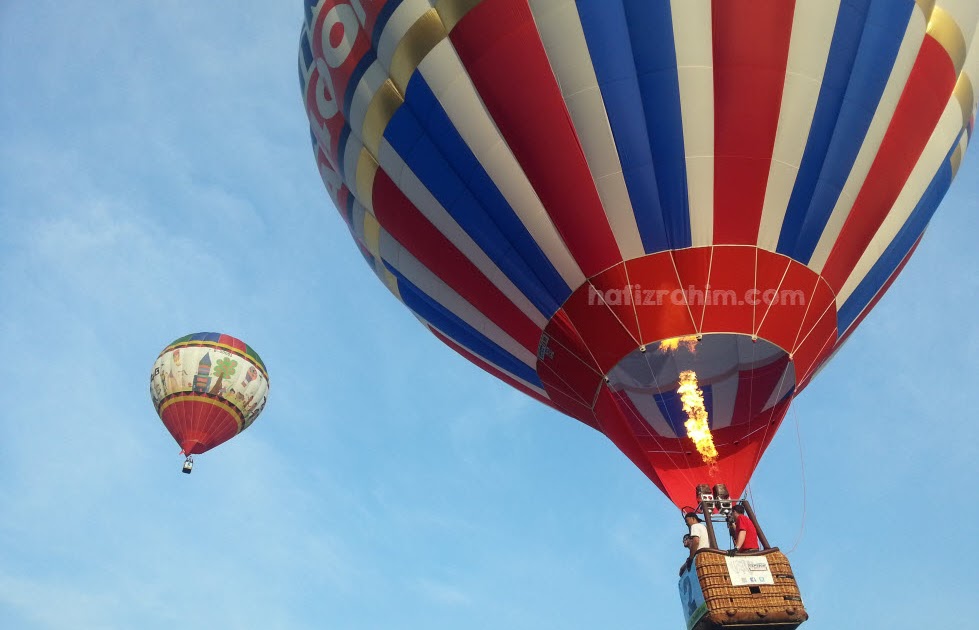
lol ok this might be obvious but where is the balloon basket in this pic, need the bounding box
[679,549,807,630]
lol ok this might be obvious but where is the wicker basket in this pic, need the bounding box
[690,549,808,630]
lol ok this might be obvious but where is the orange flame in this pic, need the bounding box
[658,336,699,353]
[677,370,718,467]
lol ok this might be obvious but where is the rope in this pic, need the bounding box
[784,403,808,554]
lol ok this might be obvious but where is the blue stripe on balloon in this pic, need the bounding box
[303,0,316,27]
[299,34,313,93]
[345,189,356,226]
[385,263,545,388]
[777,0,915,263]
[624,0,691,251]
[370,1,400,47]
[383,74,572,317]
[654,385,714,438]
[337,124,352,180]
[837,143,956,334]
[575,0,687,253]
[343,50,377,120]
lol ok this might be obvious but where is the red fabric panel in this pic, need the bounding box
[752,250,792,334]
[590,263,642,341]
[543,385,601,431]
[625,252,696,345]
[791,307,838,381]
[711,0,796,244]
[561,282,639,373]
[670,248,713,332]
[449,0,621,277]
[372,170,541,353]
[821,36,958,290]
[535,337,604,407]
[729,355,793,429]
[701,246,756,335]
[591,363,795,508]
[836,237,922,349]
[337,186,353,226]
[161,398,239,455]
[792,278,835,351]
[542,309,599,369]
[755,261,821,353]
[593,387,671,499]
[427,327,557,411]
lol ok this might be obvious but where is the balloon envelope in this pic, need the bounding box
[150,332,269,456]
[299,0,978,506]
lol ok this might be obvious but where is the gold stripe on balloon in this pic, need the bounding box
[926,6,966,76]
[383,268,403,300]
[159,393,244,432]
[363,79,405,156]
[363,209,382,258]
[950,139,965,178]
[390,9,447,94]
[356,148,379,212]
[953,72,974,129]
[435,0,483,32]
[914,0,935,22]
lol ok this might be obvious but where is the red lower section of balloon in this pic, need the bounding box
[537,246,838,507]
[158,395,242,455]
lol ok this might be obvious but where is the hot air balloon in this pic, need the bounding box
[150,333,269,472]
[297,0,978,508]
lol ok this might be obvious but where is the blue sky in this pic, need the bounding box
[2,2,978,629]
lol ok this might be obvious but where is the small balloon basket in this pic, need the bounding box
[678,549,807,630]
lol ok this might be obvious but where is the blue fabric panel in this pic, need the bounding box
[624,0,691,251]
[776,0,872,256]
[386,264,544,388]
[654,385,714,438]
[837,154,955,333]
[384,75,572,317]
[337,124,352,180]
[777,0,915,262]
[370,0,402,47]
[304,0,316,27]
[342,50,377,119]
[576,0,687,253]
[299,34,314,93]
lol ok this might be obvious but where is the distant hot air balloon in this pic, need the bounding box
[150,333,269,472]
[298,0,978,506]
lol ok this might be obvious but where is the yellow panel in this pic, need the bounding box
[356,148,380,210]
[363,210,382,258]
[383,269,403,301]
[915,0,936,21]
[927,6,967,75]
[950,141,964,178]
[953,72,974,128]
[390,9,447,94]
[363,79,405,156]
[435,0,483,33]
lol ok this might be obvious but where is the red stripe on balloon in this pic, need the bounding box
[428,326,557,411]
[372,169,542,353]
[449,0,621,278]
[821,35,957,291]
[711,0,796,245]
[835,236,922,350]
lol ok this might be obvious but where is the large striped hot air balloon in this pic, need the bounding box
[150,333,269,471]
[298,0,978,507]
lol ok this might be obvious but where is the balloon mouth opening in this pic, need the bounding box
[604,333,797,444]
